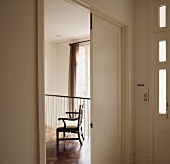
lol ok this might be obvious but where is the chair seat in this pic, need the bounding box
[67,126,77,128]
[57,126,78,132]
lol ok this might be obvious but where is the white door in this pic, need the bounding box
[90,14,122,164]
[153,31,170,164]
[153,1,170,163]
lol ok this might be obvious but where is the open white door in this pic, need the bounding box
[90,14,122,164]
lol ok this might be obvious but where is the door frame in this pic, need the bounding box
[148,0,154,163]
[36,0,133,163]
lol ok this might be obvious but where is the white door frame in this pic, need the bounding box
[36,0,45,163]
[148,0,154,163]
[36,0,133,163]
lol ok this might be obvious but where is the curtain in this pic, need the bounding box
[68,43,79,112]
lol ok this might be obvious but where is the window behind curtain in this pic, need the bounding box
[76,44,90,98]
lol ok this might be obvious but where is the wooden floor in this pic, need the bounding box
[46,127,91,164]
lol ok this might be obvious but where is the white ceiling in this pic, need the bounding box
[45,0,90,43]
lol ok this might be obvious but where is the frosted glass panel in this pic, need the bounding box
[159,5,166,28]
[159,40,166,62]
[159,69,166,114]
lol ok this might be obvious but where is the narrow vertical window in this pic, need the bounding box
[77,44,90,97]
[159,69,166,114]
[159,5,166,28]
[159,40,166,62]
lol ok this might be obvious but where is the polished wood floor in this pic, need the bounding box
[46,127,91,164]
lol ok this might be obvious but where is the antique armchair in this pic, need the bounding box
[56,105,84,147]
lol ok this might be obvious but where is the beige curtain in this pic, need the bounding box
[68,43,79,112]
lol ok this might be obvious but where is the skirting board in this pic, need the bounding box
[134,155,149,164]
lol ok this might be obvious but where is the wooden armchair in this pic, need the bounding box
[56,105,84,147]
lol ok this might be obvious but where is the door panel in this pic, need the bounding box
[90,14,121,164]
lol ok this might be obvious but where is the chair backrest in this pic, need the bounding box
[78,105,83,127]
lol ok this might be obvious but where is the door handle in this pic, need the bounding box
[166,102,169,119]
[90,123,93,128]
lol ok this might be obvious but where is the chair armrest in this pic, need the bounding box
[58,117,78,128]
[66,111,79,114]
[58,117,78,121]
[65,111,79,118]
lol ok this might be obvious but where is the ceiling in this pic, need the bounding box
[45,0,90,43]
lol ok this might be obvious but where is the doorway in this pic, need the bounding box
[44,0,91,163]
[38,0,131,164]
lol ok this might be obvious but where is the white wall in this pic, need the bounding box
[0,0,38,163]
[134,0,149,164]
[45,42,70,95]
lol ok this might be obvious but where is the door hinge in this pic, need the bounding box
[90,13,92,30]
[90,122,93,128]
[166,102,169,119]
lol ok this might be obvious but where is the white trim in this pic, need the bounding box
[121,26,132,164]
[148,0,154,163]
[37,0,45,163]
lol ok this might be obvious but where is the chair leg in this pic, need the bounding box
[57,130,59,147]
[80,127,84,140]
[63,132,66,138]
[81,133,85,141]
[78,132,82,146]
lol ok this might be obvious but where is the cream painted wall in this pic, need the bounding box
[45,42,70,95]
[0,0,38,164]
[134,0,149,164]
